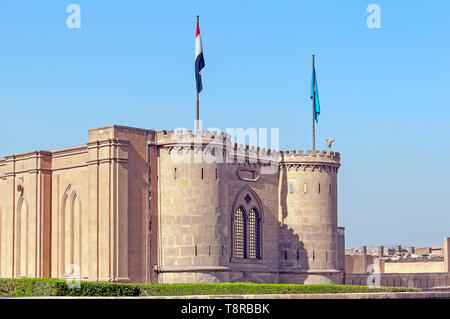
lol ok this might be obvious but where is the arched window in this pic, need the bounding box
[61,185,83,279]
[231,186,263,260]
[248,208,261,259]
[16,196,29,277]
[233,207,246,259]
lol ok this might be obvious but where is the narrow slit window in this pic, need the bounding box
[285,251,288,260]
[329,184,332,194]
[296,250,300,260]
[194,245,197,256]
[304,183,307,193]
[215,168,218,180]
[318,183,321,193]
[201,168,204,179]
[174,168,178,179]
[312,250,315,261]
[290,184,293,194]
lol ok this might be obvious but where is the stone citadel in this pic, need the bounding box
[0,125,345,284]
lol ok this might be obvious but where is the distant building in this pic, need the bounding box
[344,238,450,289]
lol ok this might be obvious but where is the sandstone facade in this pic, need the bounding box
[0,125,344,284]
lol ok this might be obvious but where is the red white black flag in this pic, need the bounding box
[195,16,205,94]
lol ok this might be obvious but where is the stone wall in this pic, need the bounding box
[0,125,152,283]
[0,125,345,285]
[0,151,52,279]
[383,261,445,273]
[346,238,450,275]
[345,273,450,289]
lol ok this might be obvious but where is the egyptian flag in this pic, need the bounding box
[195,16,205,94]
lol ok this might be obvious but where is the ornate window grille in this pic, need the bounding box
[248,208,261,259]
[233,207,246,258]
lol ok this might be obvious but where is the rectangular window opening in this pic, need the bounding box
[201,167,204,179]
[329,184,332,194]
[296,250,300,260]
[318,183,321,193]
[285,251,288,260]
[215,168,218,180]
[208,245,211,256]
[304,183,307,193]
[174,167,178,179]
[194,245,197,256]
[312,250,315,261]
[289,183,293,194]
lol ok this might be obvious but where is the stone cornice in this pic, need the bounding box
[87,138,130,165]
[86,138,130,148]
[3,150,52,161]
[50,145,87,158]
[280,162,340,173]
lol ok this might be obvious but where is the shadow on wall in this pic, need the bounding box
[277,167,309,284]
[230,170,312,284]
[126,134,151,284]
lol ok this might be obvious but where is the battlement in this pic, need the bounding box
[155,130,340,168]
[156,129,279,158]
[280,149,340,163]
[156,129,230,142]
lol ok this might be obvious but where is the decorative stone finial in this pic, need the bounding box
[326,138,335,153]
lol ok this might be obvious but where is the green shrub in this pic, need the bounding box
[0,278,420,297]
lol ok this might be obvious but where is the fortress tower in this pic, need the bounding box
[278,150,342,284]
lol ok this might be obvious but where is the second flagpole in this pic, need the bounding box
[196,15,200,131]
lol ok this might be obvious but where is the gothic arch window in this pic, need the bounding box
[60,185,83,278]
[231,186,263,260]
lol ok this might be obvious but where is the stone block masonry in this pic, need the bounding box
[0,125,344,284]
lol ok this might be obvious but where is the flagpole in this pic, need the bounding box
[196,91,199,131]
[312,54,316,151]
[196,15,200,132]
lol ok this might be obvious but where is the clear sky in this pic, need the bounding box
[0,1,449,248]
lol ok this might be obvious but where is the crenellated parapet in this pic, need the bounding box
[156,129,230,150]
[155,130,340,172]
[156,129,280,166]
[280,150,340,173]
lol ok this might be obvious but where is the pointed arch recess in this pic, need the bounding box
[60,184,83,278]
[16,196,29,277]
[231,185,263,260]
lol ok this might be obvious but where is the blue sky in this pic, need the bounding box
[0,1,449,248]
